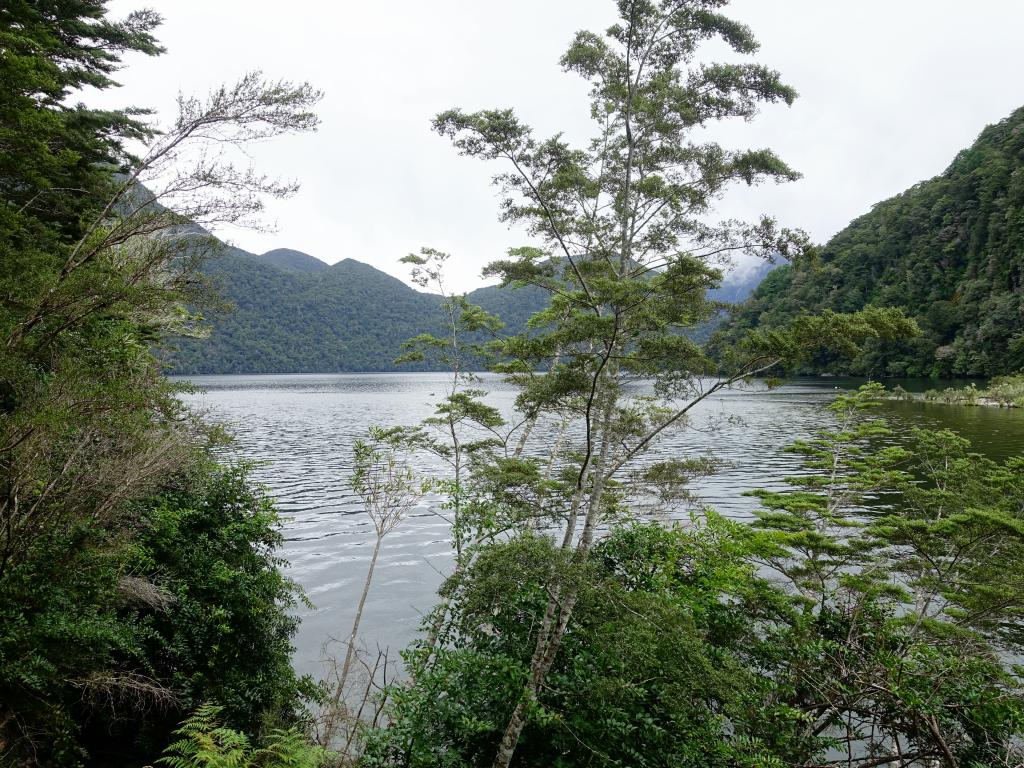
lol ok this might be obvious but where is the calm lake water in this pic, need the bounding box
[178,374,1024,678]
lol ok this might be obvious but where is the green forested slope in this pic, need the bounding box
[168,247,545,374]
[711,106,1024,377]
[256,247,330,272]
[169,250,448,372]
[167,249,776,374]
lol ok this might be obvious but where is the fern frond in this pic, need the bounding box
[156,704,253,768]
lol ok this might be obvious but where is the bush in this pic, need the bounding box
[984,374,1024,406]
[129,462,318,735]
[361,523,799,768]
[0,461,317,767]
[157,703,328,768]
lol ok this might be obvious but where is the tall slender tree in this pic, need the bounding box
[429,2,914,765]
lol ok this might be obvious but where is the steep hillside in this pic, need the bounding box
[257,247,329,272]
[169,250,446,373]
[168,248,778,374]
[711,106,1024,377]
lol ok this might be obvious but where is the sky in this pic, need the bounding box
[98,0,1024,291]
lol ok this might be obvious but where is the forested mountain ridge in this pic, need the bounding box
[168,246,777,374]
[257,247,330,272]
[710,106,1024,377]
[169,246,447,373]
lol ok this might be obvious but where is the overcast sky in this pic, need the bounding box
[100,0,1024,291]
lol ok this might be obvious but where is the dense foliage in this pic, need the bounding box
[364,386,1024,767]
[165,248,776,374]
[132,464,317,738]
[0,462,315,766]
[711,106,1024,377]
[363,522,792,768]
[0,2,320,765]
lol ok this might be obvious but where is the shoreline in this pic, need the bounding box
[887,377,1024,409]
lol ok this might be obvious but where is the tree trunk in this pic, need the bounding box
[492,396,616,768]
[324,534,383,744]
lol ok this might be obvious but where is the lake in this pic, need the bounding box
[178,373,1024,678]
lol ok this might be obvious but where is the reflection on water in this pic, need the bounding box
[177,374,1024,675]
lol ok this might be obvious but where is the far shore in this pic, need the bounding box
[887,376,1024,409]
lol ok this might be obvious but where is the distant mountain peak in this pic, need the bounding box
[720,254,788,287]
[258,248,328,273]
[171,246,783,374]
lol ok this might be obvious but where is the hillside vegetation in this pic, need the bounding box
[711,106,1024,377]
[170,247,447,373]
[168,248,776,374]
[0,3,321,762]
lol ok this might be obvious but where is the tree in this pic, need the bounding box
[0,2,322,763]
[320,429,421,752]
[366,385,1024,767]
[745,384,1024,767]
[132,463,319,742]
[0,1,162,250]
[420,2,914,764]
[397,248,507,565]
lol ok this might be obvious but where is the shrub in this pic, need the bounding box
[157,703,327,768]
[0,461,317,766]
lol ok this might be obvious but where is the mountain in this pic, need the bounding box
[710,258,782,304]
[710,106,1024,377]
[169,248,448,373]
[167,247,779,375]
[675,257,786,344]
[256,248,329,273]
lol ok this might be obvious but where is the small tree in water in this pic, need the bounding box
[320,428,420,752]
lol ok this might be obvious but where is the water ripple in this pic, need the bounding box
[177,373,1024,675]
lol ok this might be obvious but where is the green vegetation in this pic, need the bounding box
[132,463,317,732]
[168,251,451,373]
[361,385,1024,768]
[711,105,1024,377]
[5,1,1024,768]
[165,248,776,375]
[341,2,919,766]
[156,704,327,768]
[0,461,317,764]
[910,373,1024,407]
[331,1,1024,765]
[0,2,321,764]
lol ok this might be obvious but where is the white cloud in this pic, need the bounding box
[97,0,1024,291]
